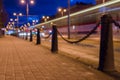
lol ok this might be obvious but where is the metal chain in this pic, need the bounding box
[57,22,100,44]
[41,33,52,39]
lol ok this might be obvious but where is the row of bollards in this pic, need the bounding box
[29,29,41,45]
[24,25,58,53]
[21,14,115,72]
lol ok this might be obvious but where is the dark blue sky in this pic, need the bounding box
[3,0,67,19]
[3,0,96,25]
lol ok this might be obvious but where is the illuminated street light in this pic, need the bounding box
[27,23,30,27]
[15,19,18,22]
[32,20,38,25]
[58,8,67,16]
[13,13,22,16]
[10,18,13,21]
[42,16,49,22]
[13,13,23,27]
[20,0,35,22]
[10,18,17,24]
[30,0,35,4]
[21,0,25,3]
[7,19,17,29]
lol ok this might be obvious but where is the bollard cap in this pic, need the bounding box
[101,14,113,24]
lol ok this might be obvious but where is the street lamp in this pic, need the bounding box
[32,20,38,25]
[13,13,23,27]
[20,0,34,22]
[58,8,66,16]
[7,20,14,30]
[68,0,70,39]
[10,18,17,28]
[42,16,49,22]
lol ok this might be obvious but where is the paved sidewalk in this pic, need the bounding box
[0,36,114,80]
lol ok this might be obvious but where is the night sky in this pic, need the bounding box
[3,0,96,25]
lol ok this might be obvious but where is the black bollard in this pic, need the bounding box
[51,25,58,53]
[36,28,41,45]
[30,30,33,42]
[22,32,24,39]
[98,14,115,72]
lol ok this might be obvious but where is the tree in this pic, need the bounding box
[0,0,8,28]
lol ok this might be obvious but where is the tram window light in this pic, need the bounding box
[72,25,75,30]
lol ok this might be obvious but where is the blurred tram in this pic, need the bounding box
[35,0,120,35]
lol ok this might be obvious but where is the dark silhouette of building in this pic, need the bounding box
[0,0,8,28]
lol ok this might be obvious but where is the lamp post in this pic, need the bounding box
[58,8,66,16]
[103,0,105,3]
[9,18,18,29]
[102,0,106,13]
[42,16,49,22]
[8,20,15,30]
[20,0,34,22]
[13,13,22,27]
[68,0,70,39]
[32,20,38,25]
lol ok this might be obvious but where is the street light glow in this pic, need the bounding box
[58,8,62,12]
[36,20,38,22]
[20,0,35,22]
[42,16,45,19]
[58,8,66,12]
[63,9,67,12]
[47,16,49,19]
[58,8,67,16]
[21,0,25,4]
[13,13,23,27]
[13,13,23,16]
[19,13,22,16]
[13,13,17,16]
[42,16,49,22]
[30,0,34,4]
[15,19,18,21]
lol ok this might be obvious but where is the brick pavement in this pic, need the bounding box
[0,36,114,80]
